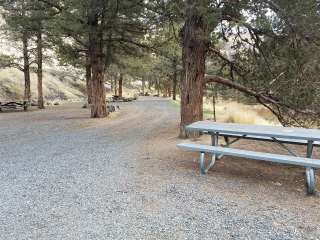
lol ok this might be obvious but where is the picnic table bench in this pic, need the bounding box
[110,95,136,102]
[177,121,320,194]
[0,101,28,111]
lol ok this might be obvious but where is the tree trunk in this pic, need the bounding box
[36,29,44,109]
[22,32,31,103]
[110,74,114,92]
[157,79,160,95]
[148,77,152,90]
[179,14,209,138]
[114,75,117,96]
[212,85,216,121]
[85,53,92,104]
[118,73,123,98]
[172,58,178,101]
[142,77,145,95]
[88,27,107,118]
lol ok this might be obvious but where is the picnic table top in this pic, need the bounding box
[187,121,320,142]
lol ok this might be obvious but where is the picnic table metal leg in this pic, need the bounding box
[200,152,206,174]
[306,140,314,158]
[305,140,316,194]
[211,132,219,159]
[306,167,316,194]
[208,133,219,170]
[199,153,217,174]
[199,133,220,174]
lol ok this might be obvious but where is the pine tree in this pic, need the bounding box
[1,0,34,103]
[41,0,148,117]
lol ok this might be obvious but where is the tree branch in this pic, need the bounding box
[37,0,63,12]
[204,74,279,105]
[204,74,320,127]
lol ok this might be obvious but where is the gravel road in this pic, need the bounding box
[0,97,319,240]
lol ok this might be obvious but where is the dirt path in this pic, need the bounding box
[0,97,319,239]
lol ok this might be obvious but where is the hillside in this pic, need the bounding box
[0,67,86,102]
[0,14,87,103]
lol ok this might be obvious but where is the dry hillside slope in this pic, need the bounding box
[0,67,86,102]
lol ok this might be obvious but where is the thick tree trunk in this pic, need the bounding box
[85,53,92,104]
[118,73,123,98]
[36,29,44,109]
[114,75,117,96]
[22,32,31,103]
[179,14,209,138]
[172,58,177,100]
[89,29,107,118]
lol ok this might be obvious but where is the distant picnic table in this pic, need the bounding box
[0,101,29,111]
[109,95,136,102]
[178,121,320,194]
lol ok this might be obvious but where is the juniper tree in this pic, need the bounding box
[204,0,320,127]
[40,0,149,117]
[160,0,320,136]
[29,0,49,109]
[1,0,50,107]
[0,0,34,102]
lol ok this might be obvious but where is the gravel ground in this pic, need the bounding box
[0,97,319,240]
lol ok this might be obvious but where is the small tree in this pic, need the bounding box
[1,0,34,102]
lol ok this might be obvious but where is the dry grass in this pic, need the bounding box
[171,96,279,126]
[0,68,86,102]
[203,99,279,125]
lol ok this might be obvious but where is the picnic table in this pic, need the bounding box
[110,95,136,102]
[177,121,320,194]
[0,101,28,111]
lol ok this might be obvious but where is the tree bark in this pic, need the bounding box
[118,73,123,98]
[22,32,31,103]
[172,58,177,100]
[179,13,209,138]
[114,75,117,96]
[36,28,44,109]
[88,19,107,118]
[85,53,92,104]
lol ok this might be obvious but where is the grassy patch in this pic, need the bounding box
[169,96,278,126]
[204,99,278,125]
